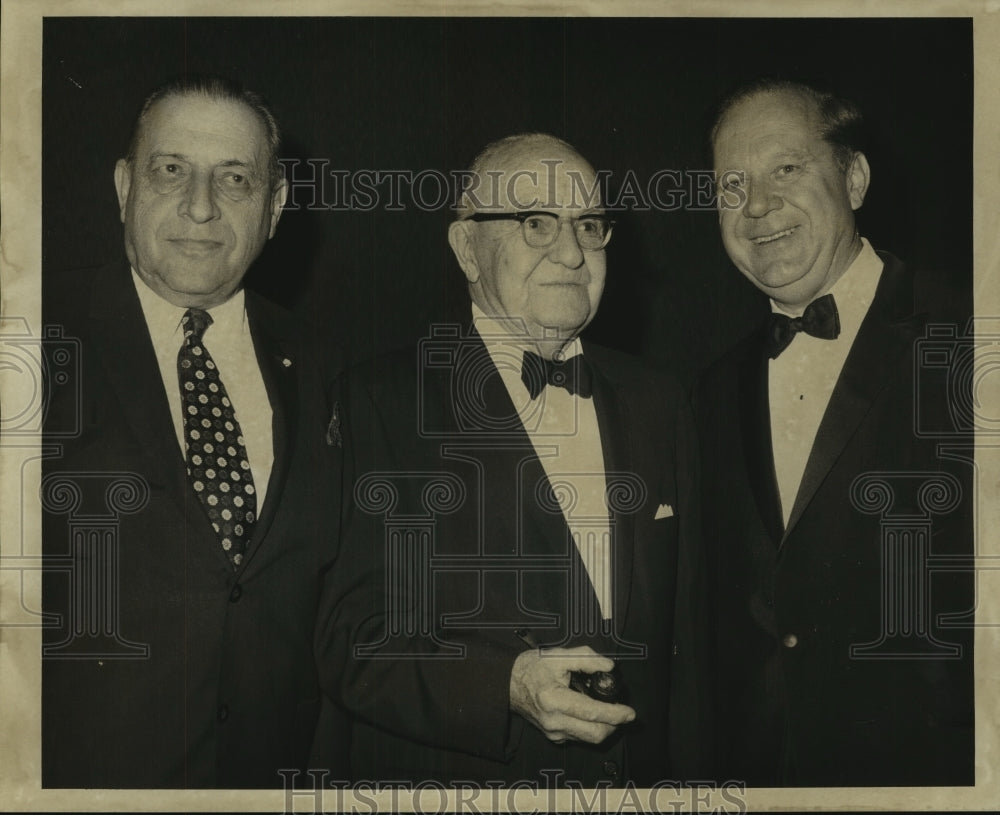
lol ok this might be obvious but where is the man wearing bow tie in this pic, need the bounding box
[317,133,709,786]
[695,80,974,786]
[42,76,346,787]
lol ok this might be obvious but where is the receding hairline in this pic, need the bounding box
[472,133,593,175]
[132,91,269,153]
[456,132,600,217]
[709,79,865,174]
[123,79,284,187]
[712,86,822,147]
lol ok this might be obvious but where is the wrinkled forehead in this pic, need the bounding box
[135,92,270,160]
[470,151,603,212]
[713,90,822,160]
[713,89,823,164]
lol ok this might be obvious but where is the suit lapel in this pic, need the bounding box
[586,347,637,627]
[90,266,297,573]
[87,263,190,505]
[455,334,568,558]
[783,254,922,542]
[241,293,298,566]
[453,331,605,622]
[737,328,785,545]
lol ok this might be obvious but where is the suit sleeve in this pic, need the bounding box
[314,370,523,765]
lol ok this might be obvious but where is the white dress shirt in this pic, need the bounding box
[132,271,274,510]
[769,238,884,525]
[472,304,613,619]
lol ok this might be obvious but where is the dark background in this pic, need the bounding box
[42,17,973,385]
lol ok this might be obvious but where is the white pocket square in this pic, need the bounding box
[654,503,674,520]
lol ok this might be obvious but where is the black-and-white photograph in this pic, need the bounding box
[1,2,997,812]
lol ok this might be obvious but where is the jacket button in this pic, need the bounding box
[602,760,619,779]
[217,704,229,722]
[782,633,799,648]
[229,584,242,603]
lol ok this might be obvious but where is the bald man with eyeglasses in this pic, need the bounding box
[315,133,711,787]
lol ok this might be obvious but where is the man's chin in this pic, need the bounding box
[532,314,591,342]
[744,262,808,295]
[531,297,593,333]
[757,276,827,313]
[136,268,239,309]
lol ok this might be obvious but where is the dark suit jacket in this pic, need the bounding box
[694,251,974,786]
[41,262,349,788]
[315,329,711,787]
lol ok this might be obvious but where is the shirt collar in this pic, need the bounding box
[131,268,248,346]
[470,302,583,370]
[769,237,883,338]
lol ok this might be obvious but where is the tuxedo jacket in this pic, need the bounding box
[41,262,348,788]
[315,330,711,787]
[694,252,974,786]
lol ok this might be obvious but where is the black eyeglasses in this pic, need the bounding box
[466,211,614,251]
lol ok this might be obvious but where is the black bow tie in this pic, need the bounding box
[766,293,841,359]
[520,350,593,399]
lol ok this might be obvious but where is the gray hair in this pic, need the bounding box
[123,75,283,187]
[454,132,588,219]
[710,78,865,172]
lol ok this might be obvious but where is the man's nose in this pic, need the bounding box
[545,220,586,269]
[179,173,221,223]
[742,178,782,219]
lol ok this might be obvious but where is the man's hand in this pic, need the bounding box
[509,646,636,744]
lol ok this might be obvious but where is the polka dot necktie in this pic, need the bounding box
[177,308,257,568]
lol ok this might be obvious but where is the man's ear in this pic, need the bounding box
[268,177,288,238]
[113,159,131,224]
[846,151,871,211]
[448,220,481,284]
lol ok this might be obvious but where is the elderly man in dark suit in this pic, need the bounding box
[41,76,346,788]
[316,133,709,787]
[695,79,974,786]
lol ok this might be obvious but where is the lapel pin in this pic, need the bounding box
[281,357,293,368]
